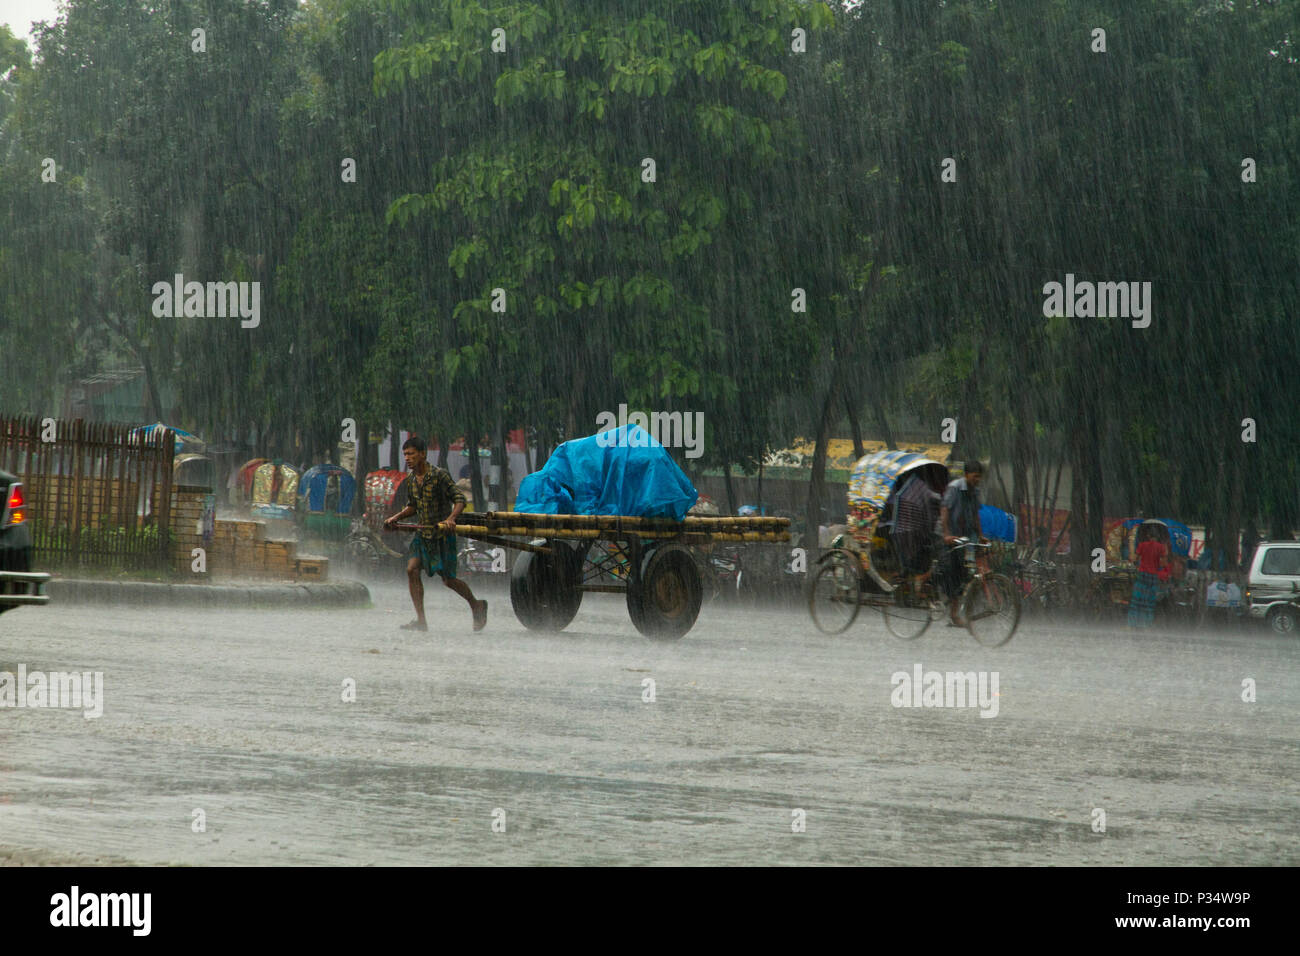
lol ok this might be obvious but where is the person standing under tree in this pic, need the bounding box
[384,436,487,632]
[1127,524,1168,629]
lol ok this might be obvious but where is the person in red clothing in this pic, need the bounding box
[1127,524,1169,628]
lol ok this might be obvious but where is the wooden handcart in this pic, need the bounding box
[396,511,790,640]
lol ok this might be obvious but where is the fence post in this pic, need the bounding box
[157,428,173,570]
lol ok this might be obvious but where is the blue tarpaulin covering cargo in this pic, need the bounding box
[514,425,699,520]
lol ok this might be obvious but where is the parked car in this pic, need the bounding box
[0,467,51,614]
[1244,540,1300,634]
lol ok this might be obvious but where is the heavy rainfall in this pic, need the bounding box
[0,0,1297,870]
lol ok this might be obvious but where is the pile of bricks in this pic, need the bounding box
[170,490,209,574]
[172,514,328,582]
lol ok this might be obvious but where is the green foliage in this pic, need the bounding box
[1,0,1297,546]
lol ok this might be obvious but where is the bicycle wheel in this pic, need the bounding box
[962,573,1021,647]
[882,582,935,641]
[809,550,862,634]
[1024,580,1062,617]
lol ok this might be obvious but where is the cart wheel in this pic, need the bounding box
[510,540,583,631]
[808,549,862,634]
[962,573,1021,647]
[627,544,702,641]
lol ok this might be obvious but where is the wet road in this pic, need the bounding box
[2,579,1297,865]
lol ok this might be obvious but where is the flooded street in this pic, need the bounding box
[2,584,1296,866]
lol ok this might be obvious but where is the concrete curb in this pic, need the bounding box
[45,578,371,609]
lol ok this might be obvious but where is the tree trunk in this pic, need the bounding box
[140,356,166,423]
[496,421,511,510]
[1046,456,1064,552]
[873,399,896,450]
[1086,406,1104,565]
[436,433,448,472]
[1069,425,1086,564]
[845,391,865,460]
[806,373,842,560]
[465,424,485,513]
[351,426,370,515]
[1225,449,1244,571]
[723,463,737,516]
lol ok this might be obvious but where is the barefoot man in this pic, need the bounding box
[383,436,487,631]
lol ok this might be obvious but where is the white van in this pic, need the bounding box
[1245,541,1300,634]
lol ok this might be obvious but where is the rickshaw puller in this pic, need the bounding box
[937,460,989,627]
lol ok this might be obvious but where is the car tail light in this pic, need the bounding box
[3,483,25,526]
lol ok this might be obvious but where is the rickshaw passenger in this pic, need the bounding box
[893,473,941,590]
[937,461,986,627]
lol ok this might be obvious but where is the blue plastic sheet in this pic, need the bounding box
[514,425,699,520]
[980,504,1017,543]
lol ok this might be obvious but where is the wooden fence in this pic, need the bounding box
[0,417,174,571]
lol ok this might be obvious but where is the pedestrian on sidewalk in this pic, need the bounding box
[384,436,487,632]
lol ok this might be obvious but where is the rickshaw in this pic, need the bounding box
[808,450,1021,646]
[1092,517,1197,617]
[234,458,269,504]
[173,453,216,491]
[250,460,299,520]
[363,469,407,532]
[298,463,356,540]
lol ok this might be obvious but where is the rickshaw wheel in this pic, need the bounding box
[962,573,1021,647]
[510,540,584,631]
[809,548,862,634]
[882,578,935,640]
[627,544,702,641]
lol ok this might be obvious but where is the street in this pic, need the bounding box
[1,580,1296,865]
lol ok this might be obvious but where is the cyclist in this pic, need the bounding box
[937,460,989,626]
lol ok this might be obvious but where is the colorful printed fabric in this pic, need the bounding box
[409,533,458,579]
[251,463,299,506]
[847,451,949,544]
[1127,571,1159,628]
[365,470,406,529]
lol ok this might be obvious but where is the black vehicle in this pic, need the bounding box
[0,467,51,614]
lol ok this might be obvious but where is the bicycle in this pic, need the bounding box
[810,538,1021,646]
[1011,556,1063,617]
